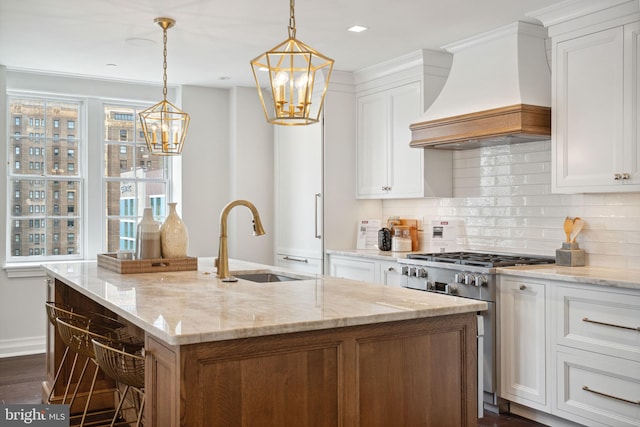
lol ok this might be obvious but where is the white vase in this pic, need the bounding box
[160,202,189,258]
[136,208,162,259]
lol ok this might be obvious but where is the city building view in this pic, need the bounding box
[7,97,168,260]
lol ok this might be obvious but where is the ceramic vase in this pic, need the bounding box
[136,208,162,259]
[160,202,189,258]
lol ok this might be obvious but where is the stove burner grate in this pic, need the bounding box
[405,251,555,268]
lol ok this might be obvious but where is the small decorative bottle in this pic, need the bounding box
[160,202,189,258]
[136,208,162,259]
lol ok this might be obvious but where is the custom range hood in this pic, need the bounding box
[410,21,551,150]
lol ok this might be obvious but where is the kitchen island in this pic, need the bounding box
[42,258,486,427]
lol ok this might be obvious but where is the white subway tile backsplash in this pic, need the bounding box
[382,140,640,267]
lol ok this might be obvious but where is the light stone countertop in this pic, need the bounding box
[496,264,640,290]
[328,249,640,290]
[41,258,486,346]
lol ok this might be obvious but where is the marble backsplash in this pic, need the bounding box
[382,140,640,270]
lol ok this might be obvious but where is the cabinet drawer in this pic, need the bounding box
[555,349,640,427]
[275,254,322,275]
[555,284,640,361]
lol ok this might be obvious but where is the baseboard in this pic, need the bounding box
[0,335,46,358]
[509,402,584,427]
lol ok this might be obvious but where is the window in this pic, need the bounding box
[104,104,170,253]
[7,96,172,263]
[15,117,21,126]
[7,96,83,261]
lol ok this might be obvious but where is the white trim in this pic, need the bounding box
[2,262,47,278]
[0,335,45,358]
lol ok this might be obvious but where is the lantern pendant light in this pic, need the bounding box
[250,0,334,125]
[139,17,190,155]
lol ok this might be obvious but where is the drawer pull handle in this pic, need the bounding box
[519,284,526,291]
[283,256,309,264]
[582,317,640,332]
[582,386,640,406]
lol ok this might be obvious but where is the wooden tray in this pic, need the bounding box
[97,253,198,274]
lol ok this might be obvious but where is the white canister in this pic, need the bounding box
[392,236,412,252]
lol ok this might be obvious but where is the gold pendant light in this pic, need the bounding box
[139,17,190,155]
[250,0,334,125]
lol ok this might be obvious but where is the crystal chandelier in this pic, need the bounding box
[139,17,190,155]
[250,0,334,125]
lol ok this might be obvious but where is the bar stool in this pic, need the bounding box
[56,316,122,426]
[92,337,146,427]
[44,301,89,405]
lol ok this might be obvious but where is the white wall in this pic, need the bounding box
[227,86,274,265]
[383,141,640,269]
[180,85,230,257]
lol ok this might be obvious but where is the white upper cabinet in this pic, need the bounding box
[542,1,640,193]
[357,81,426,198]
[354,50,453,199]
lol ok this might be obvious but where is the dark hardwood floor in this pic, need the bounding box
[1,353,546,426]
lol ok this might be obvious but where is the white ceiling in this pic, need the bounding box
[0,0,559,88]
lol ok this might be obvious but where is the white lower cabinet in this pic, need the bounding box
[274,254,323,275]
[552,282,640,427]
[328,255,376,283]
[327,254,405,286]
[499,274,640,426]
[498,276,549,411]
[555,349,640,427]
[377,260,405,288]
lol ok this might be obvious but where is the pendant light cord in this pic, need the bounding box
[288,0,296,39]
[162,26,168,101]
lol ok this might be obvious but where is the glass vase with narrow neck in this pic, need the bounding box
[160,202,189,258]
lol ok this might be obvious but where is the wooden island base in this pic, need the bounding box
[148,314,478,427]
[46,277,478,427]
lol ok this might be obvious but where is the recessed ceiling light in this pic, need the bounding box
[347,25,368,33]
[219,76,231,80]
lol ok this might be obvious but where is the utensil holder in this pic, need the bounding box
[556,242,585,266]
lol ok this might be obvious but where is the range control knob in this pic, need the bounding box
[401,266,409,276]
[409,267,418,277]
[473,275,487,287]
[464,273,475,286]
[417,268,428,278]
[454,272,465,284]
[448,286,458,295]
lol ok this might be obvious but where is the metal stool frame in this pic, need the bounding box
[45,302,89,405]
[92,337,145,427]
[56,316,123,426]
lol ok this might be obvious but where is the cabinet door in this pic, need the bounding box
[387,82,424,198]
[623,22,640,186]
[328,255,376,283]
[499,277,548,410]
[274,123,323,260]
[377,260,406,287]
[356,93,389,197]
[554,27,625,192]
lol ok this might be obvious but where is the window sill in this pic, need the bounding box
[3,262,48,279]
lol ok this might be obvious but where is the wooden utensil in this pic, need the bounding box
[563,217,573,242]
[571,217,584,243]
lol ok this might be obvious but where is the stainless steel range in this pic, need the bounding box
[398,251,555,412]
